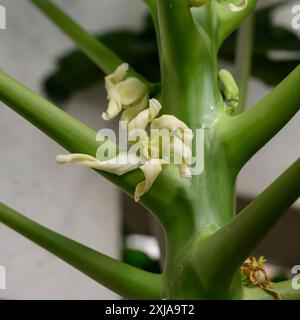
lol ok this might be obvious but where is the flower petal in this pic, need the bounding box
[170,136,192,178]
[56,152,141,176]
[151,114,193,144]
[115,78,148,106]
[134,159,166,202]
[139,135,161,160]
[103,64,129,121]
[102,96,122,121]
[121,94,149,124]
[103,63,149,122]
[105,63,128,89]
[128,98,162,133]
[171,136,192,163]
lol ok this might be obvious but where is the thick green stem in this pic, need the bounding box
[30,0,152,89]
[235,13,254,113]
[157,0,198,69]
[157,0,220,127]
[0,71,141,195]
[0,202,162,299]
[153,1,241,299]
[189,159,300,298]
[219,65,300,170]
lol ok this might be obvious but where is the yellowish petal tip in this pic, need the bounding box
[133,159,165,202]
[102,112,110,121]
[56,155,69,164]
[120,63,129,72]
[134,190,141,202]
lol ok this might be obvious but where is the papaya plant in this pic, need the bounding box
[0,0,299,300]
[43,1,300,103]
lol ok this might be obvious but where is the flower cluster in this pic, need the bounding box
[57,64,193,202]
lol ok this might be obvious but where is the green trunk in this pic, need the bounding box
[146,2,241,296]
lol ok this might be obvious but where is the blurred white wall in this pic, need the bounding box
[0,0,146,300]
[0,0,299,300]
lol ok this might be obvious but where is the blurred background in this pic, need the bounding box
[0,0,299,299]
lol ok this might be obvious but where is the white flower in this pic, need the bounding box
[170,136,193,178]
[56,150,165,202]
[128,98,162,140]
[138,134,192,179]
[134,159,166,202]
[56,152,140,176]
[121,95,149,124]
[57,65,195,202]
[151,114,194,145]
[102,63,149,121]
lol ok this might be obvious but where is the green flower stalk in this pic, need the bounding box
[0,0,299,300]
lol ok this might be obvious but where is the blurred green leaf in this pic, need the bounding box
[45,16,159,102]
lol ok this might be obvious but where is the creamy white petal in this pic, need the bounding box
[171,136,192,165]
[151,114,193,145]
[134,159,166,202]
[56,152,141,176]
[102,97,122,121]
[105,63,128,89]
[170,136,192,178]
[103,64,129,121]
[140,136,151,159]
[128,98,162,133]
[121,94,149,124]
[127,129,149,145]
[229,0,248,12]
[103,63,149,122]
[115,78,148,106]
[139,135,161,160]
